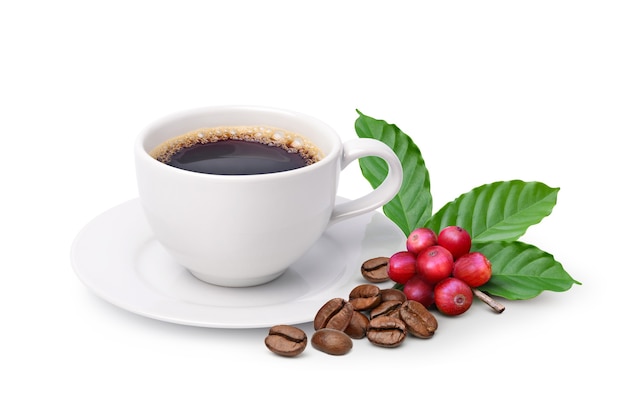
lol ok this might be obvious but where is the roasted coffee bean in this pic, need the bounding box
[380,288,407,303]
[344,310,370,339]
[313,298,354,331]
[349,284,382,311]
[361,257,390,283]
[367,316,407,348]
[311,328,353,355]
[400,300,438,339]
[370,300,403,320]
[264,325,308,357]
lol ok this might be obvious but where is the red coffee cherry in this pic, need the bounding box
[387,251,417,285]
[415,245,454,285]
[406,227,438,255]
[437,225,472,260]
[434,277,473,316]
[402,275,435,308]
[453,252,492,287]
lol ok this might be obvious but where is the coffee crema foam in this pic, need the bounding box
[150,125,324,165]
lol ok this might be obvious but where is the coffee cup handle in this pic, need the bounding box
[329,138,403,226]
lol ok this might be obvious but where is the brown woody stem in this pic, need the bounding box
[473,288,505,313]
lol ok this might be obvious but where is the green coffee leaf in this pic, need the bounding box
[355,110,432,236]
[474,240,581,300]
[425,180,559,242]
[355,111,579,300]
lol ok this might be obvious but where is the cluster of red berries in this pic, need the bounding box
[387,226,492,316]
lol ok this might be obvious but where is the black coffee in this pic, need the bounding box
[150,126,322,175]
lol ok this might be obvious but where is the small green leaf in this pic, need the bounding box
[355,110,432,236]
[425,180,559,242]
[474,240,581,300]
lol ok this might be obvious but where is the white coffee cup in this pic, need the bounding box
[135,106,402,287]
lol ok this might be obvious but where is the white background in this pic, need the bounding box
[2,1,624,415]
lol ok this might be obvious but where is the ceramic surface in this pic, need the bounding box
[71,198,405,328]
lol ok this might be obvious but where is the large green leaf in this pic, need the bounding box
[425,180,559,242]
[355,110,432,236]
[475,240,581,300]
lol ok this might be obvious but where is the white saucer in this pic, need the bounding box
[70,198,405,328]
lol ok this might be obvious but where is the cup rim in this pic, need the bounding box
[135,105,342,180]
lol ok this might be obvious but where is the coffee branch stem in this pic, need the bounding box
[473,288,505,314]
